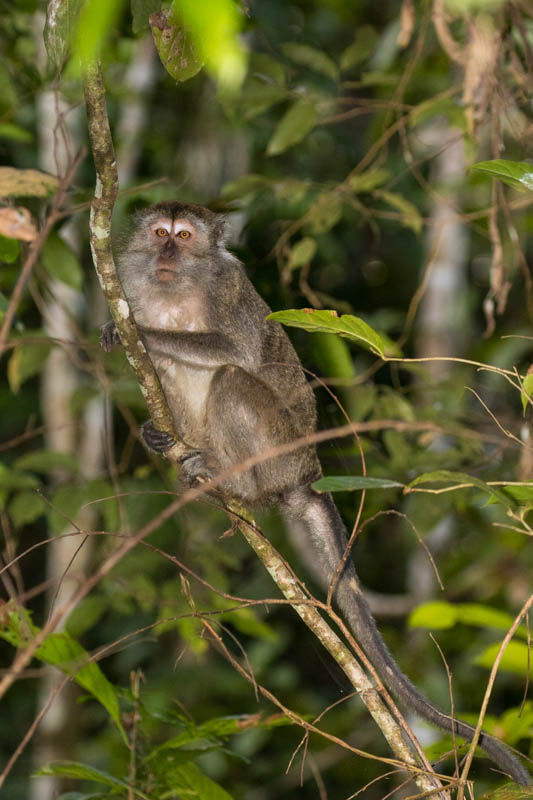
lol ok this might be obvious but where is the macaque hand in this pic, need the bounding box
[100,320,122,352]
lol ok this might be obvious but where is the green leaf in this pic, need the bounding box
[162,761,234,799]
[339,26,377,72]
[44,0,85,68]
[286,237,316,271]
[313,476,403,492]
[0,167,59,198]
[14,450,79,475]
[409,96,466,130]
[521,372,533,414]
[267,309,387,358]
[0,234,20,263]
[409,601,458,630]
[348,168,390,193]
[7,336,53,393]
[409,601,528,639]
[0,123,32,143]
[35,761,133,792]
[471,159,533,192]
[474,641,533,678]
[377,190,423,234]
[221,174,272,201]
[306,192,343,235]
[266,98,318,156]
[131,0,161,34]
[0,462,40,494]
[66,596,107,639]
[2,607,127,743]
[41,233,83,290]
[281,42,338,81]
[479,783,533,800]
[72,0,126,73]
[8,491,47,528]
[407,470,513,509]
[150,6,204,82]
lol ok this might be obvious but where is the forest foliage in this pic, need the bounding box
[0,0,533,798]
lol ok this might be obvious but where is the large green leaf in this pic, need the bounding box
[267,309,387,357]
[2,606,127,743]
[150,6,204,82]
[0,234,20,263]
[409,601,528,639]
[8,491,47,528]
[266,98,318,156]
[162,761,234,799]
[14,449,79,475]
[471,159,533,192]
[313,476,403,492]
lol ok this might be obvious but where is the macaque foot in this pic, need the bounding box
[142,421,176,453]
[177,450,214,487]
[100,321,121,352]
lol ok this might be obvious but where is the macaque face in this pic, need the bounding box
[147,216,208,283]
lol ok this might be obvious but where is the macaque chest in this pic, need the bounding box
[154,357,214,445]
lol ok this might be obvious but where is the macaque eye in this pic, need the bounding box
[155,228,169,237]
[178,230,191,239]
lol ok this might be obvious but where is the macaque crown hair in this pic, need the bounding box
[133,201,227,246]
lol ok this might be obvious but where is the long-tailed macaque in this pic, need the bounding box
[101,201,530,785]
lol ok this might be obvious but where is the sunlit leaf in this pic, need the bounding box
[409,601,458,630]
[153,0,246,89]
[150,6,204,82]
[0,167,59,198]
[267,309,387,357]
[221,174,272,201]
[377,190,423,234]
[266,98,318,156]
[475,641,533,678]
[286,237,316,271]
[73,0,126,72]
[0,123,32,142]
[281,42,338,81]
[471,159,533,192]
[521,372,533,414]
[313,476,403,492]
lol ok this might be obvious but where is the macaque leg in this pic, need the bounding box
[205,365,314,505]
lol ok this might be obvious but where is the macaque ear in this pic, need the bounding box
[212,214,227,246]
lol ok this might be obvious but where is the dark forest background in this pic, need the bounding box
[0,1,532,798]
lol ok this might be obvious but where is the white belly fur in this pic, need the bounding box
[154,356,214,438]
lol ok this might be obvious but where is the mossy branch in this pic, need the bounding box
[82,57,448,798]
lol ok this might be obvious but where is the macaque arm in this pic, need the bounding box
[138,327,241,367]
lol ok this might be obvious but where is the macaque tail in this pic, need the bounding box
[284,488,531,786]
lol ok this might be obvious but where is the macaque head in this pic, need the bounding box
[119,202,227,290]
